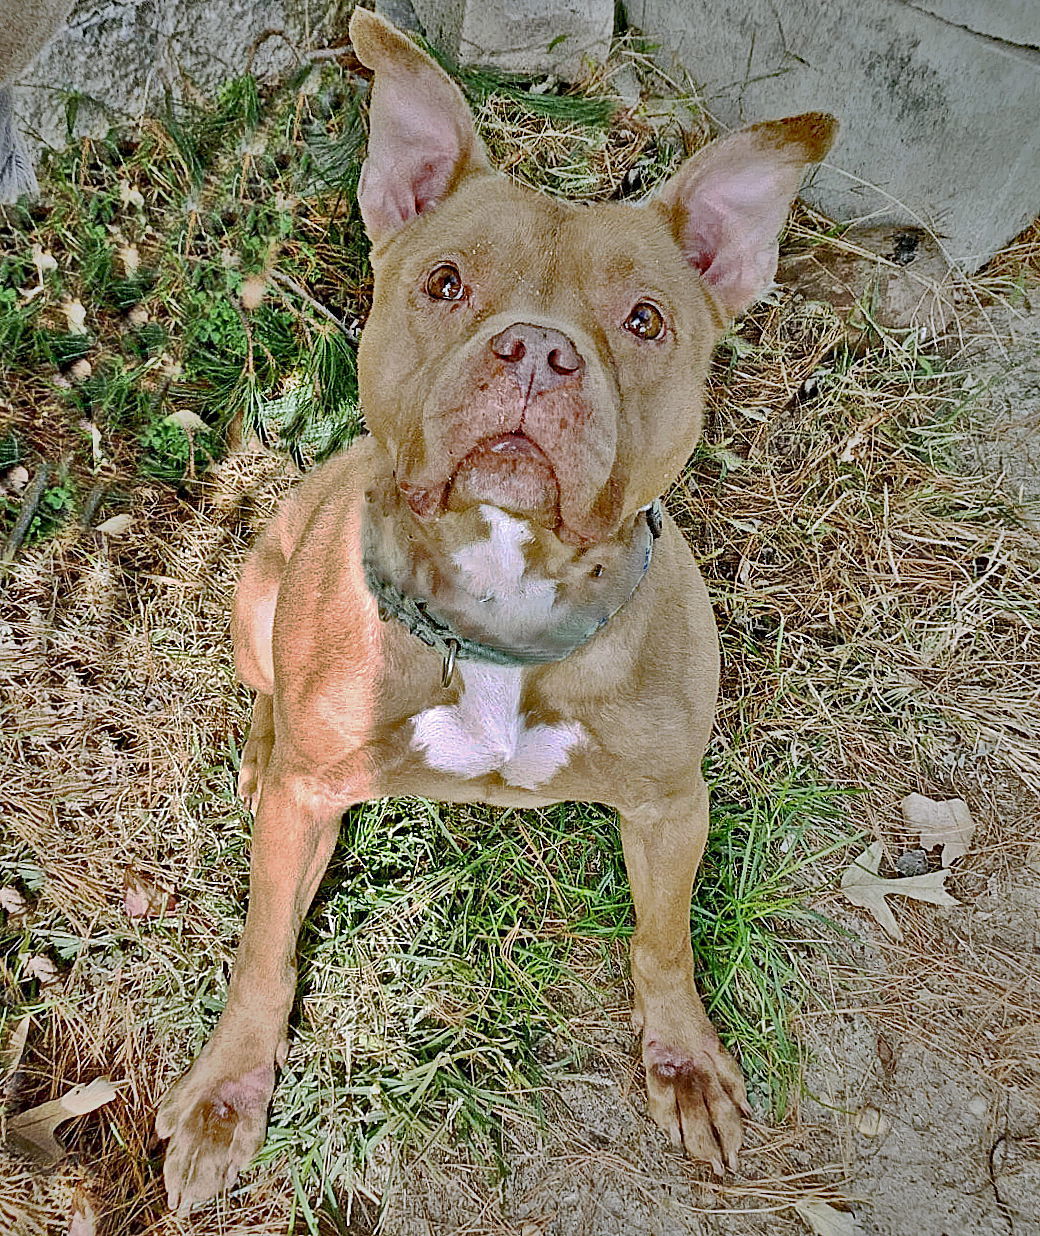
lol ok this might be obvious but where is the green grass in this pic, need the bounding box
[0,756,853,1228]
[694,761,855,1115]
[0,63,373,546]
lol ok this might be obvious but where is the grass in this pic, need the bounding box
[2,15,1039,1236]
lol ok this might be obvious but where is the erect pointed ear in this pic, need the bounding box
[657,113,837,319]
[349,7,491,245]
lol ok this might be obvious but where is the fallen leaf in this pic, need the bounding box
[840,841,959,940]
[6,1078,118,1165]
[1,1014,30,1078]
[62,299,88,335]
[78,418,104,468]
[32,243,58,276]
[854,1105,890,1137]
[68,1185,98,1236]
[24,955,61,987]
[1,885,29,924]
[95,514,134,537]
[122,866,176,918]
[901,793,976,866]
[794,1199,864,1236]
[164,409,209,433]
[118,243,140,276]
[118,180,145,209]
[702,443,746,472]
[1,464,30,493]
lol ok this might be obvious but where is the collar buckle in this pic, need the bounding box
[441,638,459,688]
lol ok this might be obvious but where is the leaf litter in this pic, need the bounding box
[6,1078,119,1166]
[839,841,959,940]
[901,792,976,865]
[794,1199,865,1236]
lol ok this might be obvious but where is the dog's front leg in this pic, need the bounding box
[619,776,749,1172]
[157,773,346,1213]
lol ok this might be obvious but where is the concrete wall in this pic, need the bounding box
[630,0,1040,271]
[9,0,341,152]
[410,0,612,79]
[9,0,1039,272]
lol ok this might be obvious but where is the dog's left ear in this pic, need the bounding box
[349,8,491,245]
[658,113,837,318]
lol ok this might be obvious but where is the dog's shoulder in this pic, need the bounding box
[258,435,388,566]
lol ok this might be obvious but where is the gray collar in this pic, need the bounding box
[363,500,662,685]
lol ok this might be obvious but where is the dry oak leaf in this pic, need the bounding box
[6,1077,118,1165]
[901,793,976,866]
[122,866,176,918]
[840,841,959,940]
[95,514,133,537]
[794,1199,864,1236]
[0,884,29,923]
[24,955,61,987]
[1,1015,30,1081]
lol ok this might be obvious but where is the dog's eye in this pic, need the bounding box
[426,263,466,301]
[624,302,666,340]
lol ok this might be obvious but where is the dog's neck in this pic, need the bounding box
[362,474,658,669]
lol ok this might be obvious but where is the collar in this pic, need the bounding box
[363,500,663,686]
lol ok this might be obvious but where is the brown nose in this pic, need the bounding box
[490,323,585,393]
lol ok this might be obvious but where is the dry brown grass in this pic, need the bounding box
[3,28,1040,1236]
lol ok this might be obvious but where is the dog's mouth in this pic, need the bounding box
[397,430,625,546]
[395,430,559,522]
[444,431,560,522]
[479,431,548,462]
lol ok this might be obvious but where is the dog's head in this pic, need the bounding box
[350,9,835,546]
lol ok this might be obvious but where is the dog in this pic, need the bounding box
[156,7,835,1211]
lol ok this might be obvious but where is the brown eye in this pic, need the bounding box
[426,263,465,301]
[624,301,666,340]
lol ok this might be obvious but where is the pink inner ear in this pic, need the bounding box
[664,143,815,316]
[358,73,480,242]
[685,162,791,277]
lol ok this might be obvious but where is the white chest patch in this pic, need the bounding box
[409,507,586,790]
[411,661,585,789]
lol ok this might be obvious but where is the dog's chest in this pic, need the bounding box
[409,508,586,790]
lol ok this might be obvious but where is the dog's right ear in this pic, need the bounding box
[349,8,491,246]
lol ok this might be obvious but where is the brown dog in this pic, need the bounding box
[156,8,835,1212]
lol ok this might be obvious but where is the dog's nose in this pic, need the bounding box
[490,323,585,391]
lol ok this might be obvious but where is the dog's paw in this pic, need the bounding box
[642,1032,750,1173]
[156,1057,275,1214]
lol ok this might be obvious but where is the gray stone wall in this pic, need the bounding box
[630,0,1040,271]
[9,0,342,152]
[410,0,612,79]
